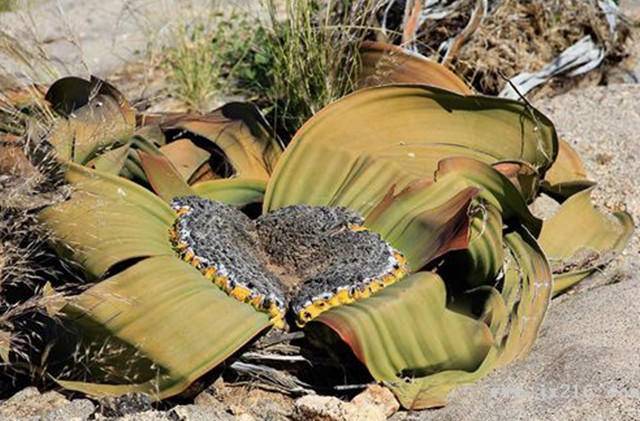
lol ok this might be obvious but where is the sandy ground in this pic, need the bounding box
[0,0,256,83]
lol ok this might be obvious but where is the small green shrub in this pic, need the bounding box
[246,0,380,138]
[162,11,258,111]
[161,0,380,139]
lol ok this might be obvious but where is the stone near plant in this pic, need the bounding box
[294,395,385,421]
[170,404,238,421]
[0,387,94,420]
[97,393,154,418]
[352,384,400,417]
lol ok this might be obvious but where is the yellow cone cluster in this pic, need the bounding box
[295,250,408,326]
[169,206,286,328]
[169,206,409,329]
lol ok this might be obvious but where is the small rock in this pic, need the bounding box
[1,386,41,402]
[170,404,235,421]
[42,399,95,421]
[352,384,400,417]
[201,384,294,420]
[236,392,293,421]
[96,393,154,417]
[191,390,248,419]
[294,395,385,421]
[193,390,222,407]
[113,410,173,421]
[0,387,91,420]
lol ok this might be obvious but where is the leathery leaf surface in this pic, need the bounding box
[435,157,542,235]
[58,256,270,399]
[158,103,282,182]
[314,272,494,409]
[364,179,478,272]
[437,203,504,288]
[541,139,595,202]
[192,178,267,207]
[496,228,553,364]
[138,151,194,202]
[358,41,473,94]
[47,76,136,164]
[538,188,633,295]
[264,84,557,215]
[38,164,176,278]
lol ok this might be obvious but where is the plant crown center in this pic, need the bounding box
[169,196,407,328]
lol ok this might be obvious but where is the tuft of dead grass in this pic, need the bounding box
[0,87,73,394]
[464,0,621,94]
[251,0,382,138]
[160,8,258,112]
[411,0,629,95]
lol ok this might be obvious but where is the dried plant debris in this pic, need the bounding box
[382,0,629,95]
[170,197,407,327]
[257,205,407,324]
[0,101,70,393]
[499,35,606,99]
[0,198,67,394]
[170,197,287,326]
[1,137,66,210]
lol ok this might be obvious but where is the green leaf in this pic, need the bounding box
[192,178,266,207]
[47,76,136,164]
[493,160,540,203]
[314,271,493,409]
[497,228,552,364]
[538,188,634,295]
[365,179,477,271]
[358,41,472,94]
[38,164,176,278]
[265,84,557,214]
[551,271,592,296]
[58,256,270,399]
[435,157,542,235]
[119,133,166,183]
[139,151,194,202]
[437,203,504,288]
[541,139,595,202]
[86,143,131,175]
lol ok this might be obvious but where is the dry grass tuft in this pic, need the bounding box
[256,0,382,138]
[0,88,72,394]
[156,0,383,138]
[462,0,623,94]
[160,8,257,112]
[412,0,628,95]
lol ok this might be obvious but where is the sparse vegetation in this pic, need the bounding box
[250,0,379,137]
[161,10,258,111]
[384,0,629,95]
[160,0,380,137]
[0,0,14,13]
[0,118,70,396]
[0,0,636,415]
